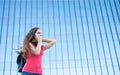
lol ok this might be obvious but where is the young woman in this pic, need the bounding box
[19,27,56,75]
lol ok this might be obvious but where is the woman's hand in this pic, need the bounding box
[35,34,42,42]
[42,38,56,51]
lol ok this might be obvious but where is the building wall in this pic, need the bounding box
[0,0,120,75]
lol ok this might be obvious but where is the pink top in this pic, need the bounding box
[22,44,44,74]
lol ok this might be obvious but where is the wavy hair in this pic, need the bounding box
[17,27,39,58]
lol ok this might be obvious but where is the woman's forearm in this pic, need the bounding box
[42,38,56,50]
[42,38,55,43]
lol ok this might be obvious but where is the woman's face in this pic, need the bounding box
[35,29,42,39]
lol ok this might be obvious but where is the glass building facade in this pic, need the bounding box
[0,0,120,75]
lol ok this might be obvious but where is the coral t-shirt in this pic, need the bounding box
[22,45,44,74]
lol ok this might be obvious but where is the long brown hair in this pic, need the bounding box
[18,27,40,58]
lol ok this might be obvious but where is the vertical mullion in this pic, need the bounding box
[73,0,84,75]
[17,0,22,74]
[0,0,5,45]
[118,0,120,5]
[73,0,82,74]
[24,0,27,35]
[78,0,90,75]
[47,0,51,74]
[52,0,58,75]
[107,1,120,70]
[41,0,44,39]
[99,0,115,75]
[109,0,120,46]
[114,0,120,71]
[104,0,120,72]
[68,0,78,75]
[113,0,120,25]
[57,0,64,75]
[18,0,22,50]
[94,0,109,75]
[63,0,71,75]
[3,0,11,74]
[31,0,32,28]
[41,0,44,33]
[77,0,84,74]
[83,0,96,75]
[93,0,109,75]
[10,0,16,74]
[36,0,38,27]
[41,0,45,73]
[41,0,43,30]
[89,0,103,75]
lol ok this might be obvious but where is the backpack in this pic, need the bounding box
[16,54,26,72]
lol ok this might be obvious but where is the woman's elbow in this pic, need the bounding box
[52,39,56,44]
